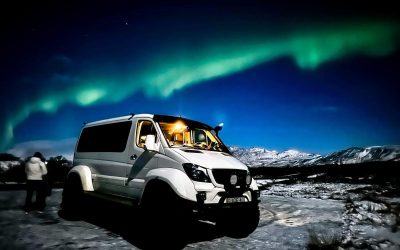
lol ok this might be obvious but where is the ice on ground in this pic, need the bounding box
[260,181,370,200]
[1,183,399,249]
[0,189,344,250]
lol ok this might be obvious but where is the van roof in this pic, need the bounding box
[84,114,211,129]
[84,114,154,126]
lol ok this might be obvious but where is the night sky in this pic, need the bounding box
[1,1,399,157]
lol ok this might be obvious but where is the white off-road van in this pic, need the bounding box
[62,114,260,238]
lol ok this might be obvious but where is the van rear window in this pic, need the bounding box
[77,121,132,152]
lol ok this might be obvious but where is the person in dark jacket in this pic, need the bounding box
[24,152,47,212]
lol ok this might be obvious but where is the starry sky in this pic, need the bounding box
[1,1,400,156]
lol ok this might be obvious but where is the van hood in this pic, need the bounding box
[171,148,248,171]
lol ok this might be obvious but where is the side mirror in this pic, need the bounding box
[213,122,224,135]
[144,134,158,152]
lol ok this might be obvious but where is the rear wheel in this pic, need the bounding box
[216,205,260,238]
[60,174,85,220]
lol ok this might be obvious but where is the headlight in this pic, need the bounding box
[182,163,211,182]
[246,173,252,185]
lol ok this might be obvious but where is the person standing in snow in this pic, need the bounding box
[24,152,48,212]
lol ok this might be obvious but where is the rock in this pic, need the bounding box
[367,213,383,224]
[342,237,352,246]
[355,214,363,220]
[352,239,368,248]
[384,214,397,226]
[356,201,388,212]
[370,244,380,250]
[378,242,390,249]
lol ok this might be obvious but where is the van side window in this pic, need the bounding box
[77,121,132,152]
[136,120,157,148]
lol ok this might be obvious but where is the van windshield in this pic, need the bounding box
[157,119,229,153]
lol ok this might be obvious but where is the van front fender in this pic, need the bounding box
[68,165,94,191]
[145,168,197,201]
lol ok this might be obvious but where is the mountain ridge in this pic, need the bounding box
[230,145,400,168]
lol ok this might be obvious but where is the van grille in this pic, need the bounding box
[212,169,248,190]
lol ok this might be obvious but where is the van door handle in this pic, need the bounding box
[130,154,137,160]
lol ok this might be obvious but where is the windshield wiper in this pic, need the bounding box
[171,144,191,148]
[192,144,205,149]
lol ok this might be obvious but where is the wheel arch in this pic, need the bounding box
[140,168,197,205]
[67,165,94,191]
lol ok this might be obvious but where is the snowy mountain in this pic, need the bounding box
[229,146,321,167]
[0,161,20,173]
[0,153,21,173]
[314,146,400,165]
[230,145,400,168]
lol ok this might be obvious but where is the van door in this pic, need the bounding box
[124,119,159,199]
[92,122,133,196]
[76,121,133,196]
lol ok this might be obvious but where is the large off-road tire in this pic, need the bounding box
[216,205,260,238]
[60,173,86,220]
[140,181,192,247]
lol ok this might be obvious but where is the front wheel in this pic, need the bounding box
[140,181,192,247]
[216,205,260,238]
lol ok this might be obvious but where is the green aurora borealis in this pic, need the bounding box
[1,6,400,152]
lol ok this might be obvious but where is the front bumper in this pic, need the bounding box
[187,189,260,221]
[191,176,259,204]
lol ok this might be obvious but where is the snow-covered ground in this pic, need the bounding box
[0,189,343,249]
[188,196,343,249]
[0,184,399,249]
[0,189,136,250]
[257,180,400,249]
[258,180,371,200]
